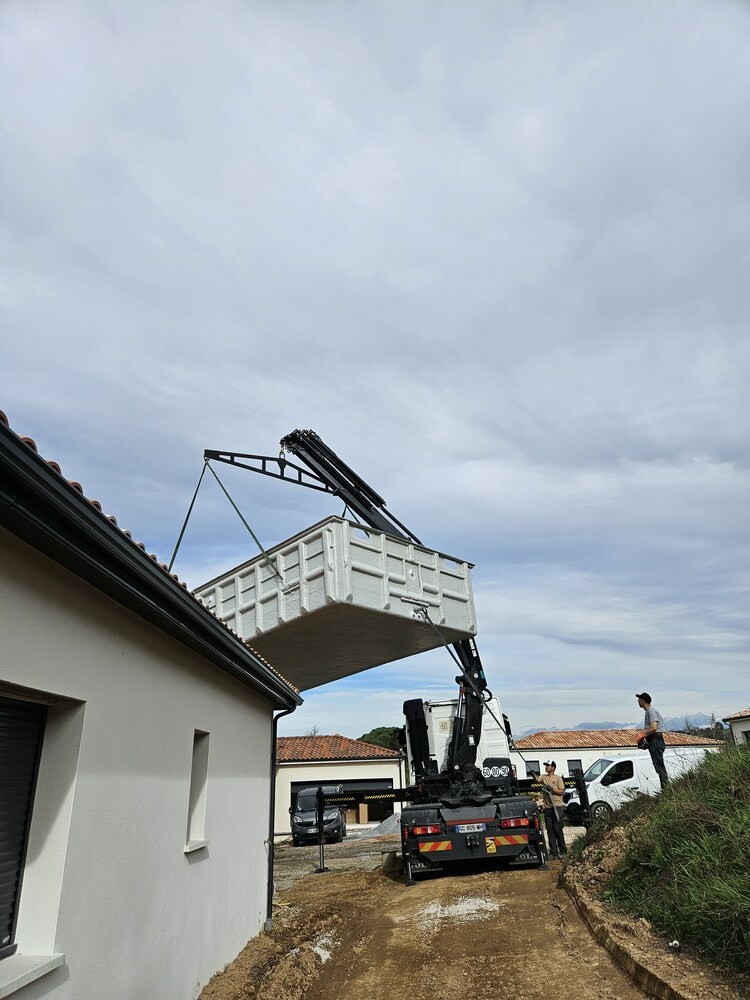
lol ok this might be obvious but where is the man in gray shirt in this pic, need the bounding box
[636,692,669,788]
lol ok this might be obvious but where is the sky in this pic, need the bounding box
[1,0,749,739]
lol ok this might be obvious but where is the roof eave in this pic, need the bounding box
[0,425,300,710]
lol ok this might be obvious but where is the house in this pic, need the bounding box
[722,708,750,746]
[0,412,301,1000]
[511,729,725,778]
[275,735,402,833]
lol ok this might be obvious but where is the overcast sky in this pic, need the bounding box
[2,0,749,738]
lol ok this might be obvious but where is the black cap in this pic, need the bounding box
[635,692,651,702]
[543,760,556,768]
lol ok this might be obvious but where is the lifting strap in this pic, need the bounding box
[167,459,282,581]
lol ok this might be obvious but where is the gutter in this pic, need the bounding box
[265,705,297,930]
[0,424,300,709]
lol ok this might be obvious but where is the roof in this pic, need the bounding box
[515,729,725,750]
[277,734,402,763]
[723,708,750,722]
[0,410,300,710]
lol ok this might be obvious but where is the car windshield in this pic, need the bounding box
[583,758,614,782]
[296,792,317,812]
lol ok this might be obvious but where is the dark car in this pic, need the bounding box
[290,785,347,846]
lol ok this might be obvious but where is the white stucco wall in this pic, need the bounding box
[274,759,402,834]
[1,528,277,1000]
[728,718,750,745]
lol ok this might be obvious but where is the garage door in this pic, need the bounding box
[0,696,47,960]
[291,778,394,822]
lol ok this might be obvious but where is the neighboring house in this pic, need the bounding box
[275,735,402,833]
[0,413,301,1000]
[722,708,750,746]
[511,729,724,778]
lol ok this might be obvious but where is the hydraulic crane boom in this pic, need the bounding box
[205,428,489,783]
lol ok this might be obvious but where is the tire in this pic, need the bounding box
[590,801,613,822]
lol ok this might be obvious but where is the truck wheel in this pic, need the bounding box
[590,801,613,822]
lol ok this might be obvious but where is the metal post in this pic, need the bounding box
[575,769,592,829]
[314,785,329,873]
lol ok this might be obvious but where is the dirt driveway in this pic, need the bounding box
[201,835,646,1000]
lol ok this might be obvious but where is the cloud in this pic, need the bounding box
[1,0,749,736]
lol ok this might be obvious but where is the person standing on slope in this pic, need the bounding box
[636,692,669,789]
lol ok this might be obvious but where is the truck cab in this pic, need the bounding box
[403,696,511,788]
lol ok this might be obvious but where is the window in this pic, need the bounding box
[567,759,583,776]
[526,760,540,777]
[583,758,614,781]
[602,760,634,785]
[185,730,209,852]
[0,696,47,961]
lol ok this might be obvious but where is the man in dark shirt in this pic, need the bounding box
[636,692,669,789]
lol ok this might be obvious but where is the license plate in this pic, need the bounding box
[455,823,486,833]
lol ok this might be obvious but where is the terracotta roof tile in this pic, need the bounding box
[515,729,725,750]
[277,734,401,762]
[0,408,299,695]
[722,708,750,722]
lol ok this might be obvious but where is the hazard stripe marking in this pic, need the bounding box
[485,835,529,848]
[418,840,453,852]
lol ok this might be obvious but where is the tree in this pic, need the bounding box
[358,726,401,751]
[305,724,321,737]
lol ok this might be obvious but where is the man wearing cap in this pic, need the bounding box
[538,760,567,859]
[636,692,669,789]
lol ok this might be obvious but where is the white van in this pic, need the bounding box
[565,746,717,822]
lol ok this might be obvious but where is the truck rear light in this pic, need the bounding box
[500,817,529,829]
[413,824,441,835]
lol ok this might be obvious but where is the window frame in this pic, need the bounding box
[185,730,210,853]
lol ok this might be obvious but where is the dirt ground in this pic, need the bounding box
[200,833,653,1000]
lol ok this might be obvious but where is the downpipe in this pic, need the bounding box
[265,704,297,931]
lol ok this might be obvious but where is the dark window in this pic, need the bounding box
[603,760,634,785]
[526,760,540,777]
[567,759,583,776]
[0,696,47,960]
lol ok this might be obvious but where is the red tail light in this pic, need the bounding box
[413,824,441,835]
[500,817,529,829]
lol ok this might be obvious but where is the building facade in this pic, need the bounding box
[722,708,750,746]
[275,735,402,833]
[0,414,300,1000]
[511,729,724,778]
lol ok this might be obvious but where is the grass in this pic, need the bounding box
[572,747,750,973]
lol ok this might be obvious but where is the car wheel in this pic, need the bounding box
[590,801,613,822]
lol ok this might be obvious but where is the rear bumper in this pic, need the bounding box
[404,828,543,868]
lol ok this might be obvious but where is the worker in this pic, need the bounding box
[538,761,567,859]
[636,692,669,789]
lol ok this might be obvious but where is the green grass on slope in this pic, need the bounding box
[586,747,750,973]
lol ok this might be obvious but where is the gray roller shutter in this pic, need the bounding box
[0,695,46,960]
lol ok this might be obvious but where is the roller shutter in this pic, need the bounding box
[0,696,46,960]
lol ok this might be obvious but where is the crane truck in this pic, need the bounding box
[205,429,583,878]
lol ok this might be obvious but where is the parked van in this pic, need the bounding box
[290,784,346,846]
[565,746,717,822]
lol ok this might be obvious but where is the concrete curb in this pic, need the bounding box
[561,867,688,1000]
